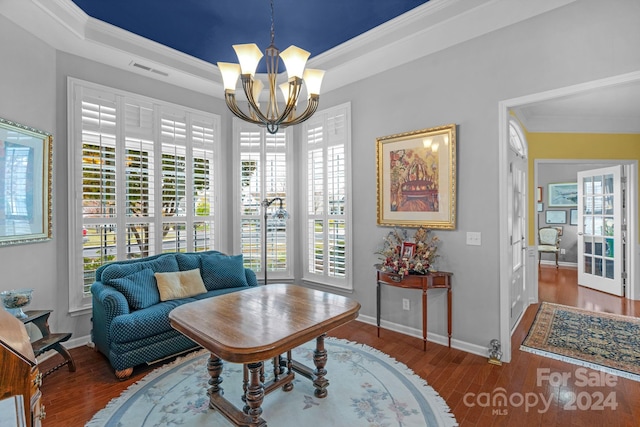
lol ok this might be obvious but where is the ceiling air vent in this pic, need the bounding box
[130,61,169,77]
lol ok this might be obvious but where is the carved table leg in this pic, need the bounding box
[244,362,265,424]
[206,354,224,407]
[313,334,329,398]
[283,350,294,392]
[242,364,248,409]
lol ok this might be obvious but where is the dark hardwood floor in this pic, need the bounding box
[39,266,640,426]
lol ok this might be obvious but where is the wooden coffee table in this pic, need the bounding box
[169,283,360,427]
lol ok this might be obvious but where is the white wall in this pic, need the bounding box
[0,16,61,334]
[1,0,639,355]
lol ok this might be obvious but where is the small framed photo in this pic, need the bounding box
[402,242,416,258]
[570,209,578,225]
[537,202,544,212]
[545,210,567,224]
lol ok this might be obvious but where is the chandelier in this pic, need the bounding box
[217,0,325,134]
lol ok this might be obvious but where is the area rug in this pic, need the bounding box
[86,338,457,426]
[521,302,640,381]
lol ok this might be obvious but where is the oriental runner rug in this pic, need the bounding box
[521,302,640,381]
[87,338,458,426]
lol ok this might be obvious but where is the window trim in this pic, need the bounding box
[301,102,353,291]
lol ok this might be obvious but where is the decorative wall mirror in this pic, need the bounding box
[0,118,52,246]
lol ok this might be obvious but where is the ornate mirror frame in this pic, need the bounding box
[0,117,53,246]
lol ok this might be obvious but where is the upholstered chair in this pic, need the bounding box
[538,227,561,268]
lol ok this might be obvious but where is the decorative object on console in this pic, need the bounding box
[261,197,289,285]
[376,227,439,277]
[377,124,457,229]
[1,288,33,319]
[217,0,325,134]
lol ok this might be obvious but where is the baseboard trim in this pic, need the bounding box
[355,315,488,359]
[39,321,491,364]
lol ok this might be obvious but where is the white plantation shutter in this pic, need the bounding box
[68,79,220,312]
[191,119,216,252]
[302,103,352,289]
[235,120,292,282]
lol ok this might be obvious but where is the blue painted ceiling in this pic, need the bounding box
[70,0,430,66]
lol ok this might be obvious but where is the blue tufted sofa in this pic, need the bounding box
[91,250,258,379]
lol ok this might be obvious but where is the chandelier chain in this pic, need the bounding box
[270,0,275,46]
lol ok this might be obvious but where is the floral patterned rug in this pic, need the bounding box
[521,302,640,381]
[87,338,457,426]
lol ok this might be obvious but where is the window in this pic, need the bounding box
[68,79,220,312]
[302,103,352,290]
[509,118,528,158]
[233,120,292,283]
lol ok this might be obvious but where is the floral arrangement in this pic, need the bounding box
[376,227,439,277]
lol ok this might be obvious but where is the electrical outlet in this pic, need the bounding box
[561,249,566,254]
[466,231,482,246]
[402,298,410,310]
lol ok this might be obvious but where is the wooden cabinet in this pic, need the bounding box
[0,309,45,426]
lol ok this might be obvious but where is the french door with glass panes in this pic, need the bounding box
[577,165,625,296]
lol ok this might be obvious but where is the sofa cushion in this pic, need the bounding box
[102,254,180,284]
[175,253,202,272]
[155,268,207,301]
[109,268,160,310]
[110,299,192,343]
[200,253,249,290]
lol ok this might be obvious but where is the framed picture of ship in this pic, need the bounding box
[376,124,457,229]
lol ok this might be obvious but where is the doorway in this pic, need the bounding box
[498,71,640,363]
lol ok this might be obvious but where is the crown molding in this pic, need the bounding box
[3,0,576,98]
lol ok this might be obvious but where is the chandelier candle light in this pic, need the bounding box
[217,0,325,134]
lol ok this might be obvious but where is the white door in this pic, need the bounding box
[509,160,527,329]
[577,165,625,296]
[508,119,528,330]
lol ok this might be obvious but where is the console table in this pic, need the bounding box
[21,310,76,378]
[376,270,453,350]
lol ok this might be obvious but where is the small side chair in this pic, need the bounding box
[538,226,561,268]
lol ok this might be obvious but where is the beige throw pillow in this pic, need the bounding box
[155,268,207,301]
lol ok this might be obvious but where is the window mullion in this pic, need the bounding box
[115,95,126,257]
[322,123,330,274]
[185,113,194,251]
[152,104,163,254]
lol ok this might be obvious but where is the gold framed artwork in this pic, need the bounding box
[0,117,53,246]
[376,124,457,229]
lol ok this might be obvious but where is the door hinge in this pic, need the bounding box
[622,272,628,280]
